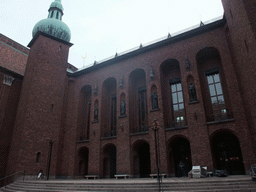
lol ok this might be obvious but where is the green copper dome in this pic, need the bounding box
[32,0,71,42]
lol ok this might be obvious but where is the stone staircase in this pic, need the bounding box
[1,176,256,192]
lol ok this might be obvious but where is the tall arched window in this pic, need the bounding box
[102,78,117,137]
[196,47,232,122]
[129,69,148,133]
[160,59,186,128]
[78,85,92,140]
[170,78,186,127]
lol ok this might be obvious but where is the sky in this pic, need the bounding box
[1,0,224,69]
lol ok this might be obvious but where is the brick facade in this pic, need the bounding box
[1,0,256,181]
[0,34,28,181]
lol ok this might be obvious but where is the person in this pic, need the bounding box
[178,161,186,177]
[37,170,43,179]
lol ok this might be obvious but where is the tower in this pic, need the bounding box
[7,0,72,177]
[221,0,256,161]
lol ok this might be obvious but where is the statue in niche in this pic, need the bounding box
[119,76,124,88]
[151,92,158,109]
[189,83,197,102]
[185,57,191,71]
[120,100,126,116]
[150,67,154,79]
[94,104,99,121]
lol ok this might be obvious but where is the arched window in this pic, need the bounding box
[196,47,232,122]
[78,85,92,141]
[160,59,186,128]
[129,69,148,133]
[101,78,117,138]
[206,69,226,118]
[170,79,186,127]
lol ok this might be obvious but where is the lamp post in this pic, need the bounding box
[152,119,161,192]
[46,140,54,180]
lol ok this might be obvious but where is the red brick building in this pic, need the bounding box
[1,0,256,180]
[0,34,28,180]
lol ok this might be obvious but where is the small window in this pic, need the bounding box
[36,152,41,164]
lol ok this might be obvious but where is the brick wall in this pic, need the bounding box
[6,34,71,178]
[4,0,256,178]
[222,0,256,162]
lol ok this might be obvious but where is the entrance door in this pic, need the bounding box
[168,137,192,177]
[77,147,89,176]
[211,132,245,175]
[103,144,116,178]
[133,141,151,178]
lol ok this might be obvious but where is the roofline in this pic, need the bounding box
[28,31,73,47]
[0,66,24,79]
[0,33,30,55]
[67,17,226,77]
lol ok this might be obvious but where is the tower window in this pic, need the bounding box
[51,11,54,18]
[56,12,59,19]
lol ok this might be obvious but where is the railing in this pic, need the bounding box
[103,130,116,138]
[131,126,149,134]
[0,170,26,188]
[206,111,234,123]
[165,121,187,129]
[79,135,89,141]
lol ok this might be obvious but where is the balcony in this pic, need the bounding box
[102,130,116,139]
[131,126,149,134]
[207,110,234,123]
[77,135,89,143]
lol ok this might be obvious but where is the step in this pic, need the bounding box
[1,176,255,192]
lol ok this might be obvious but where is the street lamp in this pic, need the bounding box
[46,140,54,180]
[152,119,161,192]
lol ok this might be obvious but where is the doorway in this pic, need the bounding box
[132,141,151,178]
[211,131,245,175]
[168,137,192,177]
[102,144,116,178]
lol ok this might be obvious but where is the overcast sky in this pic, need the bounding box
[1,0,224,69]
